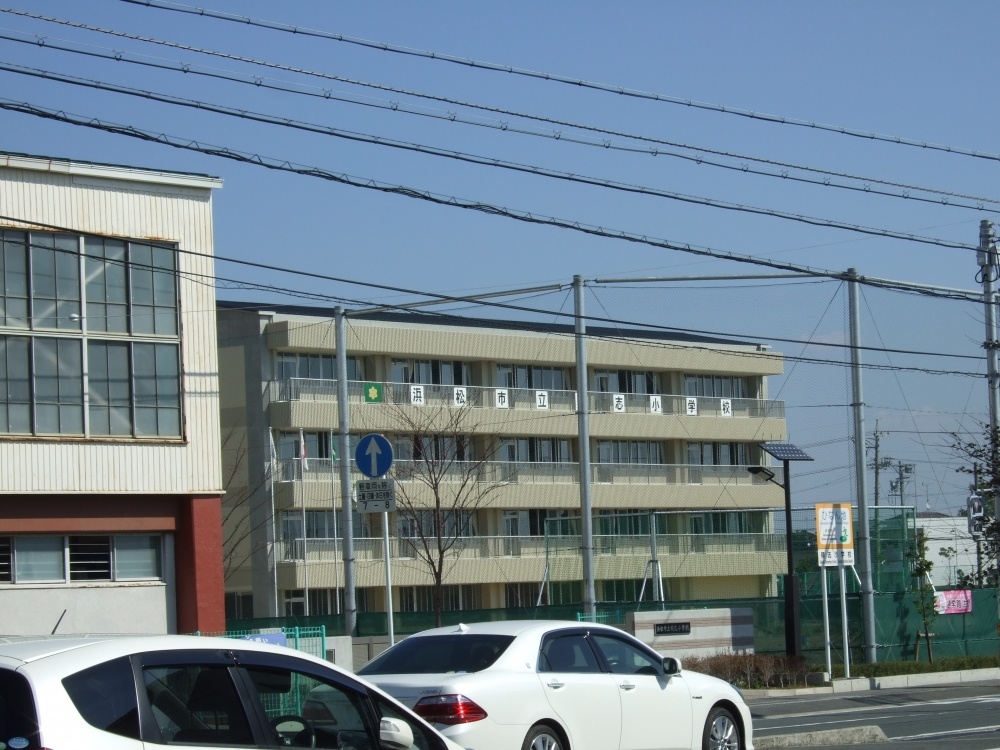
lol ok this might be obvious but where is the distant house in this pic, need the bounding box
[0,152,225,635]
[916,512,980,588]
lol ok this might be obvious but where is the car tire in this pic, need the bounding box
[522,723,563,750]
[703,706,740,750]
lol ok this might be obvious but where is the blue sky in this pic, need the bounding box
[2,1,998,515]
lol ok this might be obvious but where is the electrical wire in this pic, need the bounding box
[0,98,988,304]
[0,211,987,379]
[0,61,982,253]
[2,14,997,212]
[121,0,1000,164]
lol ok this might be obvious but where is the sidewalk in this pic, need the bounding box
[743,665,1000,699]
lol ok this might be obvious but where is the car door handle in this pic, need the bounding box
[619,682,636,691]
[546,679,566,689]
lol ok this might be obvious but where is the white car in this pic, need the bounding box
[0,633,465,750]
[358,620,753,750]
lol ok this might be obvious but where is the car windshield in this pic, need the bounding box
[358,634,515,675]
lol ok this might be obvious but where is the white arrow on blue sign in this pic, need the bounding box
[355,433,394,478]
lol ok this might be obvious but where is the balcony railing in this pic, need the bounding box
[272,458,784,487]
[266,378,784,419]
[277,531,787,562]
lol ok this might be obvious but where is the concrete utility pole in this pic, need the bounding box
[847,269,877,663]
[979,222,1000,510]
[891,461,915,507]
[573,275,597,619]
[335,307,357,637]
[868,423,891,506]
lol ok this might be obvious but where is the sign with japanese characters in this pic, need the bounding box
[934,589,973,615]
[535,390,549,410]
[356,478,396,513]
[453,387,467,407]
[495,389,509,409]
[410,385,425,405]
[649,395,662,414]
[720,399,733,417]
[815,503,854,567]
[685,397,698,416]
[612,394,626,413]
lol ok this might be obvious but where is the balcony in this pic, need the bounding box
[275,531,788,585]
[272,458,785,487]
[266,378,785,419]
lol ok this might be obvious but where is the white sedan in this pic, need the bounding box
[358,620,754,750]
[0,633,464,750]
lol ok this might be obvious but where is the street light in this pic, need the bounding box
[749,442,814,659]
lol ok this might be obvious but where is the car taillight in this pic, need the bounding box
[413,694,488,725]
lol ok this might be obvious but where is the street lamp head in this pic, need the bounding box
[748,466,776,482]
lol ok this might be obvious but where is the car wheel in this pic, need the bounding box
[522,723,563,750]
[703,706,740,750]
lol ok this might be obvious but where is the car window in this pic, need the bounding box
[62,656,141,740]
[358,634,514,675]
[590,634,663,676]
[0,669,40,750]
[142,664,254,746]
[242,664,372,749]
[538,634,600,673]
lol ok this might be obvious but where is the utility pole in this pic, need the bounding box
[891,461,915,507]
[867,423,891,505]
[867,424,890,593]
[847,269,877,664]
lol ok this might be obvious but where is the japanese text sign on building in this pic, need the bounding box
[815,502,855,567]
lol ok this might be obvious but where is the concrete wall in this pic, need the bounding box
[628,607,754,659]
[1,583,171,635]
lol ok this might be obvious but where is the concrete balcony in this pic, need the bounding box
[266,378,785,421]
[274,532,788,589]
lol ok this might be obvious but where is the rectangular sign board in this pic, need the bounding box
[356,478,396,513]
[815,502,855,567]
[654,622,691,636]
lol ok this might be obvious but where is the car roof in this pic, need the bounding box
[0,633,321,667]
[404,619,620,639]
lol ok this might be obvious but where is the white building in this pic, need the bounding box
[0,152,225,635]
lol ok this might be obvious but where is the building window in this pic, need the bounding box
[496,364,567,390]
[685,374,751,399]
[398,585,481,612]
[506,582,545,608]
[0,535,162,584]
[392,358,471,386]
[687,441,749,466]
[592,369,661,395]
[276,352,347,380]
[0,230,183,438]
[596,440,662,464]
[499,437,572,463]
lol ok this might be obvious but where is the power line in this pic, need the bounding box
[122,0,1000,165]
[0,61,982,254]
[2,12,997,212]
[0,210,987,379]
[0,99,988,303]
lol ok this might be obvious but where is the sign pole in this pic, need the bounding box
[821,567,832,678]
[383,507,394,646]
[839,560,850,678]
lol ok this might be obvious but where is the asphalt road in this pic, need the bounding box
[747,680,1000,749]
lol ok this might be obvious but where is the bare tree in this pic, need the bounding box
[382,402,505,626]
[219,427,276,583]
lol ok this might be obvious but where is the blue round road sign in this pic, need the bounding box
[355,433,393,478]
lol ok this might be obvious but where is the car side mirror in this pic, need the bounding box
[380,715,415,750]
[663,657,682,676]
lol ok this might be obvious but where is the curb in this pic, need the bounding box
[743,666,1000,699]
[755,725,888,748]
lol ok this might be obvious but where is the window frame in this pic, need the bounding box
[0,230,184,439]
